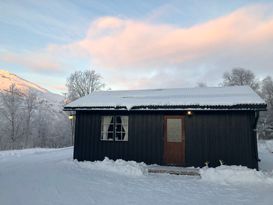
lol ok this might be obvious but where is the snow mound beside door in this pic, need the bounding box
[74,157,147,176]
[200,165,273,184]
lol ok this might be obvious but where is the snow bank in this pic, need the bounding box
[265,140,273,153]
[258,140,273,171]
[200,165,273,184]
[74,157,147,176]
[0,147,67,158]
[0,147,72,159]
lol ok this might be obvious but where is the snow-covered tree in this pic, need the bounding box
[259,76,273,139]
[0,84,24,148]
[66,70,105,102]
[22,90,37,147]
[222,68,259,91]
[261,77,273,108]
[0,83,72,150]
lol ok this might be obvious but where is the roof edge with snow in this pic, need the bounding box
[64,86,267,111]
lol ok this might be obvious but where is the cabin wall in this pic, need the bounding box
[74,111,164,164]
[185,111,257,169]
[73,110,258,169]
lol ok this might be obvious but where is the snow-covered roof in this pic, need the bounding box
[64,86,266,111]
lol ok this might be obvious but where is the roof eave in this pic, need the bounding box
[63,104,267,112]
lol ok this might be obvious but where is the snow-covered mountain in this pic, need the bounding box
[0,69,71,149]
[0,69,48,93]
[0,69,64,106]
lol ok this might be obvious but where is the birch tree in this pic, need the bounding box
[23,90,37,147]
[66,70,105,101]
[259,76,273,139]
[0,84,24,148]
[222,68,259,91]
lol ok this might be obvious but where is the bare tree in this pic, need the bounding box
[29,97,72,148]
[259,76,273,139]
[0,84,24,148]
[0,83,72,150]
[35,100,50,147]
[222,68,259,91]
[22,90,37,147]
[66,70,105,101]
[65,69,104,146]
[261,76,273,108]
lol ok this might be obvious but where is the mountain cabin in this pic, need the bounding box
[64,86,266,169]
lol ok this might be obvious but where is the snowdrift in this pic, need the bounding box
[0,148,59,158]
[73,157,273,185]
[200,165,273,184]
[74,157,147,176]
[1,144,273,205]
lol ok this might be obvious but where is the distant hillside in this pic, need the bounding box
[0,69,48,92]
[0,69,64,106]
[0,69,71,150]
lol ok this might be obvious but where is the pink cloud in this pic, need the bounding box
[0,51,63,72]
[3,4,273,91]
[56,4,273,71]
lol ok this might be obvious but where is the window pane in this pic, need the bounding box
[102,116,128,141]
[108,122,114,133]
[121,116,128,125]
[122,116,128,141]
[102,116,112,125]
[101,116,114,141]
[123,132,128,141]
[167,118,182,142]
[116,116,122,124]
[115,116,128,141]
[107,132,114,140]
[115,132,122,140]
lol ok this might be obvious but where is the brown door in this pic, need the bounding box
[163,116,185,166]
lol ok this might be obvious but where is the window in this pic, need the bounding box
[167,118,182,142]
[101,116,128,141]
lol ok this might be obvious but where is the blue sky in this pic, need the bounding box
[1,0,273,93]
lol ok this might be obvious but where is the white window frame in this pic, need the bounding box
[101,116,129,141]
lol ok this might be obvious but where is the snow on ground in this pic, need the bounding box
[73,157,147,176]
[259,140,273,171]
[0,147,65,158]
[200,165,273,185]
[0,141,273,205]
[199,140,273,186]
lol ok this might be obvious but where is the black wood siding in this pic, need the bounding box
[74,111,164,164]
[74,110,258,169]
[184,111,257,168]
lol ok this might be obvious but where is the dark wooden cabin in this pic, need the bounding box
[64,86,266,169]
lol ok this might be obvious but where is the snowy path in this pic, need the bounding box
[0,146,273,205]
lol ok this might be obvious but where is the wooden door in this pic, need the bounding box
[163,116,185,166]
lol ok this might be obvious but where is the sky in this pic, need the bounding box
[1,0,273,94]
